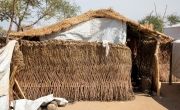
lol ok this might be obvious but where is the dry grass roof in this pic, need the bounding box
[9,9,173,43]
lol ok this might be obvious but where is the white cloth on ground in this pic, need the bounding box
[171,40,180,78]
[10,94,69,110]
[0,40,17,110]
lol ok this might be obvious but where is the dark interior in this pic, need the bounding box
[126,24,157,93]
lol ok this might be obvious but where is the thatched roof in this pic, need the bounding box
[9,9,173,43]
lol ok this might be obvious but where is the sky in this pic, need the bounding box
[75,0,180,19]
[1,0,180,29]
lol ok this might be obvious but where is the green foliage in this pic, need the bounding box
[0,0,12,21]
[167,14,180,26]
[139,15,164,32]
[139,13,180,32]
[0,0,80,31]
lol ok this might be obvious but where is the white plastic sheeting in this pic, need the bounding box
[10,94,69,110]
[40,18,127,56]
[40,18,127,44]
[0,40,17,110]
[171,40,180,78]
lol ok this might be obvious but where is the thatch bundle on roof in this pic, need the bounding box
[9,9,171,43]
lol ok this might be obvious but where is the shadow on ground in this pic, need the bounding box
[153,82,180,110]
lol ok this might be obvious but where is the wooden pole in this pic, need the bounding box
[9,66,18,101]
[169,42,173,85]
[10,65,26,99]
[14,79,26,99]
[154,41,161,96]
[10,66,17,88]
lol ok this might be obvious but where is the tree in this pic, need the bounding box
[0,0,80,32]
[139,3,180,32]
[167,14,180,26]
[139,14,180,32]
[139,15,164,32]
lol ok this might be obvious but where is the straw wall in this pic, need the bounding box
[14,40,134,101]
[159,42,180,82]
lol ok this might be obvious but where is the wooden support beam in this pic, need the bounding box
[9,66,18,101]
[15,79,26,99]
[154,41,161,96]
[10,66,17,88]
[169,42,173,85]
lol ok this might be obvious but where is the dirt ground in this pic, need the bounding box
[60,82,180,110]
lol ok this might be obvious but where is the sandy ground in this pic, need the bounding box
[59,82,180,110]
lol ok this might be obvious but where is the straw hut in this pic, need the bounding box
[9,9,173,101]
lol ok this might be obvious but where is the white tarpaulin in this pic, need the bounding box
[171,40,180,78]
[0,40,17,110]
[40,18,127,44]
[40,18,127,56]
[10,94,69,110]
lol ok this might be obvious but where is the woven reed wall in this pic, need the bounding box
[159,42,180,82]
[132,40,179,85]
[14,40,134,101]
[159,43,170,82]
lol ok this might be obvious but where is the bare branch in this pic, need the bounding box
[154,2,158,16]
[149,11,154,17]
[25,13,47,27]
[19,0,30,22]
[6,0,17,39]
[12,20,18,26]
[162,4,168,20]
[25,4,53,27]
